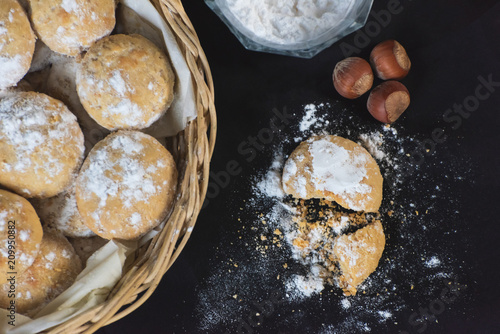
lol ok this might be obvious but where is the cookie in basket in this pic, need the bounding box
[0,189,43,284]
[76,34,175,130]
[0,228,82,316]
[32,184,96,238]
[44,54,110,154]
[0,92,85,198]
[282,135,383,212]
[0,0,36,90]
[29,0,116,56]
[75,130,178,240]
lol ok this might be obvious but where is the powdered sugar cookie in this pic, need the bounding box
[29,0,115,56]
[0,0,36,90]
[75,130,178,240]
[32,185,95,238]
[282,135,383,212]
[0,228,82,316]
[0,189,43,284]
[76,34,175,130]
[0,92,85,198]
[333,220,385,296]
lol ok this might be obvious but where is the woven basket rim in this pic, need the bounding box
[43,0,216,332]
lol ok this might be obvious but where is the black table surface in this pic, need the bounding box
[99,1,500,333]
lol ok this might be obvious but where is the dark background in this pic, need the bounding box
[100,1,500,333]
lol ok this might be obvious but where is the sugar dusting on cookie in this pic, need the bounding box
[309,137,371,210]
[78,132,157,222]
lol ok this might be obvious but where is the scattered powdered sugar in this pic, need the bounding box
[45,252,56,262]
[0,211,7,232]
[77,68,146,128]
[286,272,324,300]
[107,98,144,123]
[129,212,142,227]
[109,70,131,96]
[61,0,79,13]
[299,103,322,132]
[341,298,351,309]
[256,156,285,198]
[0,92,83,180]
[359,132,386,161]
[196,102,471,332]
[19,230,30,242]
[33,185,95,238]
[425,256,441,268]
[0,54,25,90]
[0,11,32,89]
[378,310,393,321]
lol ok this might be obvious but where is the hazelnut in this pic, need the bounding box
[333,57,374,99]
[370,40,411,80]
[367,81,410,123]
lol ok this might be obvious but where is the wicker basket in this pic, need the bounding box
[45,1,216,332]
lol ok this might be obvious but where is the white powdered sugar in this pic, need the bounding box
[19,230,30,242]
[78,132,159,221]
[34,185,95,238]
[0,54,25,89]
[109,70,130,95]
[225,0,354,45]
[0,93,83,177]
[45,252,56,262]
[107,99,144,123]
[61,0,79,13]
[286,271,325,300]
[77,67,146,128]
[282,158,308,198]
[359,132,386,161]
[129,212,142,227]
[257,155,285,198]
[299,103,319,132]
[309,138,371,209]
[424,256,441,268]
[197,102,469,332]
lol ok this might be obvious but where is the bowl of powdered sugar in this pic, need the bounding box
[205,0,373,58]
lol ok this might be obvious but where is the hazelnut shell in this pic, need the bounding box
[370,40,411,80]
[367,81,410,123]
[333,57,374,99]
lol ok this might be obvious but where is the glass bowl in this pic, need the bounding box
[205,0,374,58]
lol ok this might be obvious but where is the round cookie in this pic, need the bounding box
[76,34,175,130]
[29,0,115,56]
[44,54,110,155]
[0,0,36,90]
[32,185,95,238]
[75,130,178,240]
[282,135,383,212]
[0,92,85,198]
[0,228,82,316]
[0,189,43,284]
